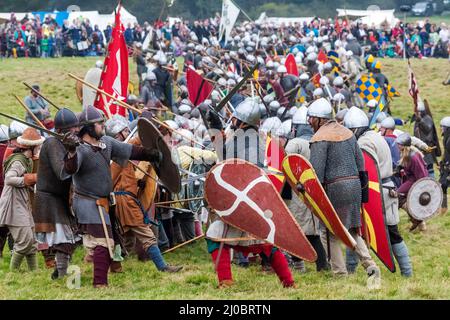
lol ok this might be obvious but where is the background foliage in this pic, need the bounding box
[1,0,443,23]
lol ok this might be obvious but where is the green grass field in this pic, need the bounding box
[0,56,449,299]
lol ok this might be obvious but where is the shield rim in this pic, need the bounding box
[204,158,318,262]
[362,150,396,273]
[406,177,443,220]
[137,118,181,194]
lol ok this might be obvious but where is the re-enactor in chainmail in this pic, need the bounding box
[306,98,381,280]
[33,108,81,280]
[62,106,163,288]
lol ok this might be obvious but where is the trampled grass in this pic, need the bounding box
[0,56,449,299]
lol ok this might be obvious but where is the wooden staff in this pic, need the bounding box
[13,95,46,129]
[162,234,205,254]
[23,82,60,110]
[208,236,256,242]
[155,197,204,206]
[68,73,205,148]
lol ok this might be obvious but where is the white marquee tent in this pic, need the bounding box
[336,8,399,27]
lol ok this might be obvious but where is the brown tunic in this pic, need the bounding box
[111,137,146,232]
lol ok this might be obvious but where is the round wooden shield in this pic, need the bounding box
[407,177,443,220]
[137,117,181,194]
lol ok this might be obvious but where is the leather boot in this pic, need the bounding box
[26,253,38,271]
[10,252,25,271]
[440,193,447,215]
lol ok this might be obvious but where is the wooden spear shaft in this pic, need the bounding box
[23,82,60,110]
[154,197,204,206]
[68,73,205,148]
[13,95,46,129]
[162,235,205,254]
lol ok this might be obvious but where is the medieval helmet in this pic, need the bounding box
[292,106,309,125]
[260,117,282,135]
[335,108,349,122]
[263,94,275,104]
[333,76,344,87]
[146,72,157,81]
[275,120,292,138]
[127,94,139,105]
[380,117,396,130]
[16,128,45,148]
[269,100,280,112]
[277,65,287,74]
[333,93,345,103]
[105,114,129,138]
[367,99,378,108]
[395,133,412,147]
[313,88,324,97]
[54,108,79,130]
[232,98,261,127]
[343,106,369,129]
[0,124,9,142]
[319,76,329,85]
[8,121,28,140]
[95,60,104,69]
[299,73,309,81]
[164,120,179,131]
[78,105,105,127]
[440,117,450,128]
[307,98,333,119]
[178,104,192,115]
[277,107,286,119]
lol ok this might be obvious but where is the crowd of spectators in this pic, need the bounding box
[1,12,449,59]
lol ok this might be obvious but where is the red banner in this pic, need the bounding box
[94,4,129,118]
[187,67,214,106]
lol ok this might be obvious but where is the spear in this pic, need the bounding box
[154,197,204,206]
[68,73,206,149]
[162,235,205,254]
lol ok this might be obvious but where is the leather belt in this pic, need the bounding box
[324,175,359,185]
[75,191,110,214]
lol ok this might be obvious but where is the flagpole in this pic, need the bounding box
[229,0,253,22]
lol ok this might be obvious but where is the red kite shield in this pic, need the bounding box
[264,135,286,193]
[282,154,357,250]
[285,53,299,77]
[204,159,317,262]
[362,150,395,272]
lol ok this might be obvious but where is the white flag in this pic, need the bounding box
[219,0,240,45]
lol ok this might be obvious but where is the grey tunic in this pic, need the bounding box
[309,121,364,229]
[66,136,132,226]
[0,160,34,227]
